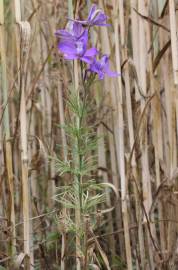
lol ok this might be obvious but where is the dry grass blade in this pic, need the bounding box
[153,39,171,72]
[99,182,119,214]
[133,7,170,32]
[89,228,111,270]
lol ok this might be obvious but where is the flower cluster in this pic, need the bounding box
[55,4,118,80]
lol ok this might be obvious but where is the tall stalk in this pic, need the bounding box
[112,1,133,268]
[0,0,16,262]
[19,21,31,268]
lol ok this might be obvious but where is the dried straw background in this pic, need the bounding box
[1,0,178,269]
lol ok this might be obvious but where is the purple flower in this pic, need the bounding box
[55,21,84,42]
[89,55,119,80]
[70,4,109,27]
[58,30,98,63]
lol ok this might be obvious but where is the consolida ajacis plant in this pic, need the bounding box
[53,4,119,270]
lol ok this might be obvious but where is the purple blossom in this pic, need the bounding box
[55,21,84,42]
[58,30,98,63]
[70,4,109,27]
[89,55,119,80]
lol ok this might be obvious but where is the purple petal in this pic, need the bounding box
[88,4,97,21]
[84,48,98,57]
[76,41,86,56]
[104,63,119,77]
[89,54,119,79]
[92,13,107,25]
[79,29,88,43]
[58,41,76,54]
[100,55,109,68]
[55,30,61,36]
[55,30,77,43]
[94,23,111,27]
[106,69,119,77]
[65,21,75,34]
[55,29,70,38]
[68,18,89,26]
[73,21,84,37]
[103,57,119,77]
[67,5,109,27]
[90,58,102,72]
[80,56,94,64]
[56,21,86,42]
[98,71,104,80]
[64,54,78,60]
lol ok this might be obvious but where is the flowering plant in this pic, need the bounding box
[56,4,119,79]
[54,4,119,270]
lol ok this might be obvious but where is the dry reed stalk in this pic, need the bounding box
[28,0,44,210]
[0,73,3,197]
[130,0,140,100]
[166,77,177,255]
[159,28,172,173]
[26,3,39,267]
[97,123,116,261]
[97,0,116,261]
[158,32,178,261]
[19,20,31,268]
[151,90,166,251]
[30,0,54,216]
[176,94,178,164]
[123,46,146,270]
[13,1,32,267]
[108,111,125,260]
[112,0,133,268]
[137,1,155,268]
[151,1,159,62]
[119,2,146,268]
[137,0,152,218]
[169,0,178,84]
[38,50,50,208]
[0,109,3,222]
[40,6,55,210]
[147,12,166,253]
[106,29,126,261]
[13,0,21,73]
[28,115,36,268]
[14,0,21,21]
[0,0,16,261]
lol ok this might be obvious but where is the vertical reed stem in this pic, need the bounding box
[0,0,16,262]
